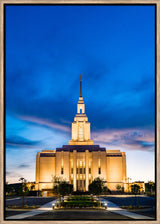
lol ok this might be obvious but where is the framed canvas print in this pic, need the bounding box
[0,1,159,224]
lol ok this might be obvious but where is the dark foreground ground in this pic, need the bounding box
[129,208,155,218]
[103,195,156,218]
[25,210,132,220]
[5,195,156,220]
[6,196,56,207]
[103,195,155,207]
[5,210,29,218]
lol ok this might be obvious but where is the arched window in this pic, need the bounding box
[80,108,82,114]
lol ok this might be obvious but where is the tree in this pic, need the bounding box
[30,184,35,190]
[5,182,12,196]
[116,184,121,191]
[52,176,73,208]
[145,181,155,195]
[102,186,108,193]
[131,184,140,207]
[19,178,29,208]
[52,176,62,207]
[59,181,73,198]
[89,177,105,206]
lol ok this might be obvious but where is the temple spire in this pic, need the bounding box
[80,74,82,97]
[69,74,93,145]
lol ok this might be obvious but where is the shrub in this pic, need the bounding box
[59,195,99,209]
[24,204,29,209]
[8,205,21,209]
[30,205,36,209]
[61,200,98,208]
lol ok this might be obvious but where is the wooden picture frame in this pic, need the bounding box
[0,1,159,224]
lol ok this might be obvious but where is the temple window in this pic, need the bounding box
[78,126,83,141]
[98,159,101,174]
[61,159,64,174]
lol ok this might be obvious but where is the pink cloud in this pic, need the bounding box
[92,128,155,151]
[19,115,70,133]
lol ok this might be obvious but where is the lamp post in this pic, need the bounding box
[127,177,132,194]
[19,177,26,208]
[122,180,125,193]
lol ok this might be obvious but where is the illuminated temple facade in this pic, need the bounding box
[35,76,127,194]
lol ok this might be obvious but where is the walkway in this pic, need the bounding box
[6,199,56,220]
[6,197,20,201]
[101,198,154,220]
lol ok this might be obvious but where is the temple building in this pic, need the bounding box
[35,76,127,194]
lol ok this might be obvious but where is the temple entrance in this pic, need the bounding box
[76,180,86,191]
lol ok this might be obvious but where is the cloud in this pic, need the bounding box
[19,115,70,133]
[18,164,30,168]
[5,5,155,135]
[92,128,155,152]
[6,136,41,148]
[6,60,154,132]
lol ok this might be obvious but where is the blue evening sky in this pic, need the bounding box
[5,5,155,183]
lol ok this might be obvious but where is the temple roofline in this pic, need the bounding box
[56,145,106,152]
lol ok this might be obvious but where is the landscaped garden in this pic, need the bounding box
[52,195,107,209]
[60,195,98,208]
[51,177,108,209]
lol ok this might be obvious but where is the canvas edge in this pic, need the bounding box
[0,1,159,224]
